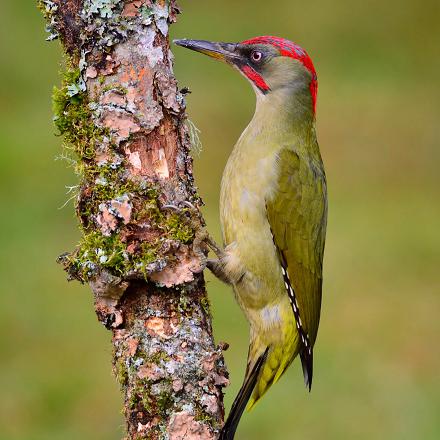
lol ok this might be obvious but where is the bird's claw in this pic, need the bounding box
[162,201,197,212]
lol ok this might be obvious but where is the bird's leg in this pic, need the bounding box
[192,223,234,285]
[195,232,235,285]
[206,259,233,285]
[162,202,232,284]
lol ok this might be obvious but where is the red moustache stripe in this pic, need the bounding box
[241,65,270,92]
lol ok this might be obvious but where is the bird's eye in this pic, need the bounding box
[251,51,263,62]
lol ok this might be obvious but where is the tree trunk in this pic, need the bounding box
[39,1,228,438]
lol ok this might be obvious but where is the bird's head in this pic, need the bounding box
[174,36,318,114]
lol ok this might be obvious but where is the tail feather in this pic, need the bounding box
[300,346,313,391]
[219,348,269,440]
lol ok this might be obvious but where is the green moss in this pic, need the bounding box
[77,163,162,224]
[128,393,137,410]
[178,295,191,314]
[156,389,173,415]
[139,242,160,269]
[131,197,195,245]
[73,230,127,279]
[194,404,217,426]
[147,351,171,365]
[200,296,211,316]
[53,65,106,161]
[129,390,152,412]
[71,152,122,181]
[129,378,157,414]
[129,381,173,418]
[129,380,153,412]
[64,228,161,281]
[141,393,153,412]
[115,358,129,387]
[165,213,194,243]
[78,171,137,219]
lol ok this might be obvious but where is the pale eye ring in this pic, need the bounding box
[251,51,263,62]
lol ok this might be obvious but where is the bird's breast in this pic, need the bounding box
[219,142,283,309]
[220,149,277,247]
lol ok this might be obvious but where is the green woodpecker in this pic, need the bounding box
[175,36,327,439]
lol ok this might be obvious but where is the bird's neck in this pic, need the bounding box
[253,88,316,143]
[232,87,321,167]
[235,88,321,163]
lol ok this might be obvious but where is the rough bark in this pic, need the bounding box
[39,1,228,438]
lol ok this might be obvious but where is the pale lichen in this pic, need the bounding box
[37,0,59,41]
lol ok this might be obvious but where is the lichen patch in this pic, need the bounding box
[100,109,140,140]
[150,246,202,288]
[145,316,176,339]
[168,412,213,440]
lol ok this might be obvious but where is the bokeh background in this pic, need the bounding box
[1,1,439,439]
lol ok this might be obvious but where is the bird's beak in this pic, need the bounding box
[173,39,240,64]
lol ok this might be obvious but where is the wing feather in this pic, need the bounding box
[266,148,327,346]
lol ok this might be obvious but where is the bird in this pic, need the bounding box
[174,36,328,439]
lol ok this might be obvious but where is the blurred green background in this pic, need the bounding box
[1,1,439,439]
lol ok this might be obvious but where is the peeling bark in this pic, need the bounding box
[39,1,228,438]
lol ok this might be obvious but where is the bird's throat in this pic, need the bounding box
[251,89,316,147]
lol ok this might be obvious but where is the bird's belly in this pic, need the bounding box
[220,162,284,312]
